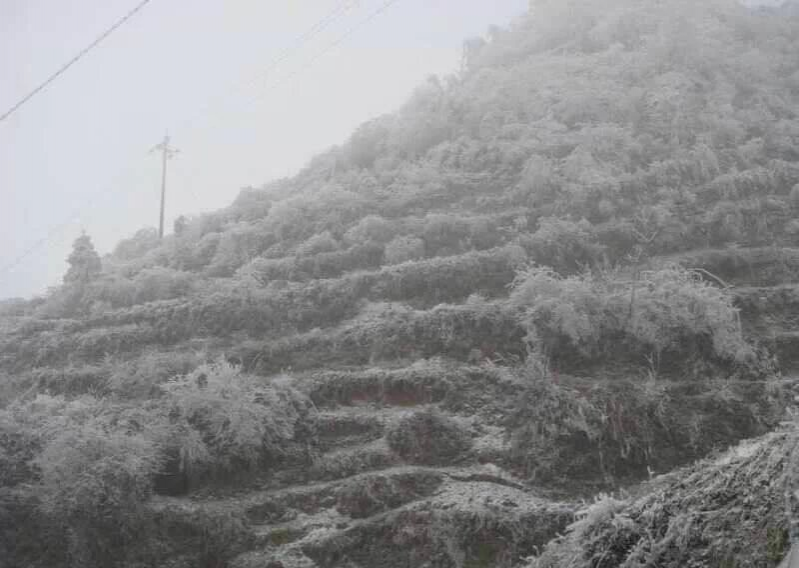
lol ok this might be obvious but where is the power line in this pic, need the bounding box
[159,0,401,219]
[257,0,401,100]
[162,1,360,217]
[0,163,151,280]
[179,0,402,140]
[0,0,399,281]
[0,0,153,124]
[0,1,353,277]
[174,0,358,136]
[0,215,83,279]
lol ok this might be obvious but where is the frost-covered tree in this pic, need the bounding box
[64,233,102,286]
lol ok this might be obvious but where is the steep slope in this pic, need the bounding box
[2,1,799,567]
[529,427,799,567]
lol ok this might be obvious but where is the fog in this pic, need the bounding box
[0,0,527,300]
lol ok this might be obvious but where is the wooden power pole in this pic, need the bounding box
[150,134,179,239]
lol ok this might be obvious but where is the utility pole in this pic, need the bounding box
[150,134,179,239]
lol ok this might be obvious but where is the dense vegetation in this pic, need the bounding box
[529,431,796,567]
[2,0,799,566]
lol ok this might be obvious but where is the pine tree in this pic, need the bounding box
[64,233,102,286]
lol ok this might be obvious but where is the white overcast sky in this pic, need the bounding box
[0,0,529,299]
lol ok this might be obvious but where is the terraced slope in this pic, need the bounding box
[1,240,796,568]
[664,246,799,373]
[2,2,799,567]
[150,365,573,568]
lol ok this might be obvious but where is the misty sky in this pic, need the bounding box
[0,0,528,300]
